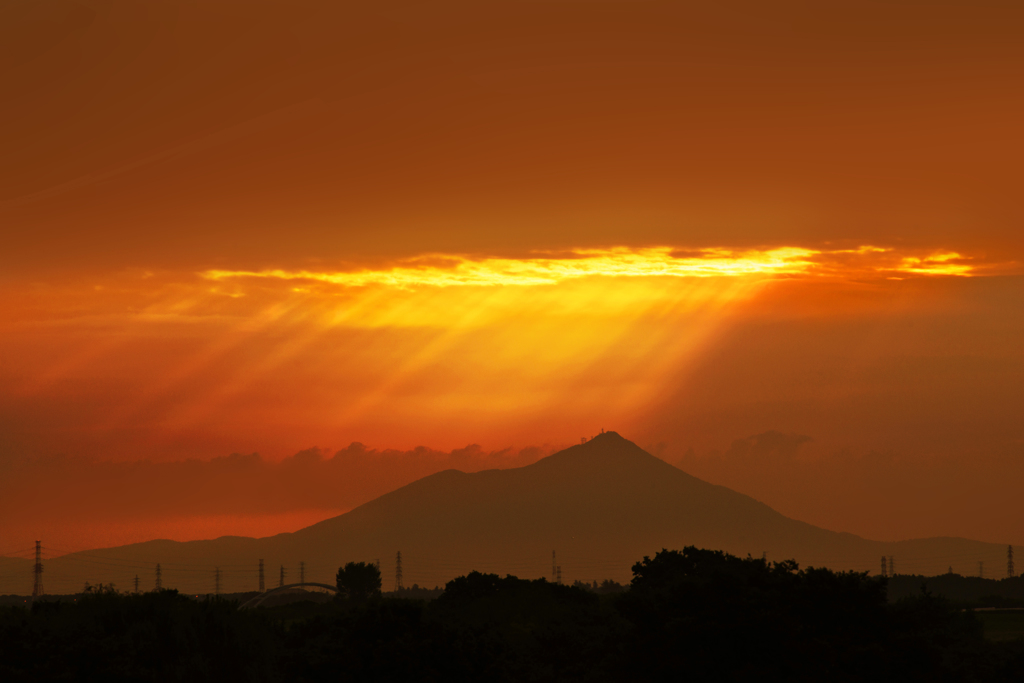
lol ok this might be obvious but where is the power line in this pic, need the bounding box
[40,545,258,566]
[40,555,225,573]
[52,555,256,570]
[35,551,254,573]
[32,541,43,598]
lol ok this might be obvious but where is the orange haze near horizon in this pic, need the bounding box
[2,0,1024,558]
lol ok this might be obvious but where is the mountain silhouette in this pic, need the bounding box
[3,433,1012,594]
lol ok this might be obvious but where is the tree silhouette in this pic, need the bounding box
[335,561,382,603]
[4,548,1022,681]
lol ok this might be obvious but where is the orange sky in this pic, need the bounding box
[2,0,1023,555]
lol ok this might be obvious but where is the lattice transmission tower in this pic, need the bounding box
[155,563,162,591]
[395,551,403,591]
[259,559,265,592]
[1009,546,1015,578]
[32,541,43,597]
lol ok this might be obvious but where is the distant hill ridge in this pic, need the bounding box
[0,432,1013,595]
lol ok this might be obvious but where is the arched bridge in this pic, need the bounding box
[238,582,338,610]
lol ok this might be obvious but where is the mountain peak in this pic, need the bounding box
[29,429,1014,594]
[524,430,668,473]
[588,430,625,442]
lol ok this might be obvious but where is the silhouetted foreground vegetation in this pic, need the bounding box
[3,548,1024,682]
[888,572,1024,607]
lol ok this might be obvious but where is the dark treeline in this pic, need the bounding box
[391,585,444,601]
[3,547,1024,682]
[889,573,1024,607]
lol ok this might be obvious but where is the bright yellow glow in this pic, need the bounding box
[896,252,974,276]
[202,247,819,290]
[201,245,979,295]
[0,243,998,464]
